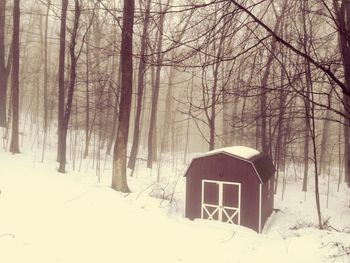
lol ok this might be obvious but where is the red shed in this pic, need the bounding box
[184,146,275,233]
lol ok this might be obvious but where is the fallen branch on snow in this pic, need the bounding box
[0,233,15,238]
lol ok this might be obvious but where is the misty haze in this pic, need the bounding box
[0,0,350,262]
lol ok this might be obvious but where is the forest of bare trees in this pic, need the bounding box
[1,0,350,228]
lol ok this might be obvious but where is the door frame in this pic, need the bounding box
[201,179,241,225]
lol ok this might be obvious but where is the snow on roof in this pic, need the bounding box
[204,146,261,160]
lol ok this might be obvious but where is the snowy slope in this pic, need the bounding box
[0,146,350,263]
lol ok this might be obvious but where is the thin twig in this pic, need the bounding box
[64,188,94,204]
[0,233,15,238]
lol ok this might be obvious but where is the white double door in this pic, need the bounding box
[201,180,241,225]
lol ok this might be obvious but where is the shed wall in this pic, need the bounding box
[185,153,261,232]
[261,178,274,229]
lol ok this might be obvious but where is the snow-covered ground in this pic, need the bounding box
[1,137,350,262]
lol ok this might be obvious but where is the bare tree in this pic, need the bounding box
[147,0,171,168]
[57,0,68,162]
[0,0,12,128]
[9,0,20,154]
[41,0,51,162]
[128,0,151,171]
[58,0,81,173]
[111,0,135,192]
[333,0,350,186]
[258,1,286,154]
[301,0,312,193]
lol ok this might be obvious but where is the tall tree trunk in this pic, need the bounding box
[84,36,90,158]
[106,56,121,155]
[184,75,194,164]
[319,108,332,176]
[0,0,11,128]
[106,0,120,156]
[308,68,322,227]
[105,18,118,155]
[9,0,20,154]
[274,60,288,193]
[209,60,220,151]
[344,111,350,185]
[301,0,312,193]
[208,6,225,151]
[259,2,286,154]
[111,0,135,192]
[0,0,6,127]
[302,82,311,193]
[301,0,322,227]
[57,0,68,162]
[41,0,51,162]
[201,3,232,151]
[160,11,192,153]
[222,73,231,147]
[58,0,80,173]
[147,3,168,168]
[273,7,291,194]
[128,0,151,170]
[334,0,350,186]
[160,65,175,153]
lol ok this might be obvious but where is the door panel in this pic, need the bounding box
[222,207,239,224]
[222,183,239,208]
[203,181,219,205]
[202,205,219,221]
[201,180,241,225]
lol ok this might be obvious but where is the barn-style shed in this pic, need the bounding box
[184,146,275,233]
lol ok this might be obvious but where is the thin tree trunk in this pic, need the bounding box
[334,0,350,186]
[209,61,219,151]
[344,101,350,185]
[57,0,68,162]
[58,0,80,173]
[319,108,332,176]
[0,0,11,128]
[147,25,163,167]
[184,75,194,164]
[301,0,312,193]
[302,0,322,228]
[0,0,6,127]
[84,36,90,158]
[160,65,175,153]
[106,58,121,155]
[41,0,51,162]
[160,11,192,153]
[111,0,135,193]
[338,123,343,192]
[274,66,287,193]
[10,0,20,154]
[302,106,310,193]
[128,0,151,170]
[310,94,323,228]
[147,0,171,168]
[259,2,286,154]
[106,0,119,156]
[208,7,224,151]
[222,73,231,147]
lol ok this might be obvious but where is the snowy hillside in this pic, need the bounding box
[2,0,350,262]
[1,144,350,263]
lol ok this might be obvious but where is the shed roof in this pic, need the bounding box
[203,146,260,160]
[185,146,275,183]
